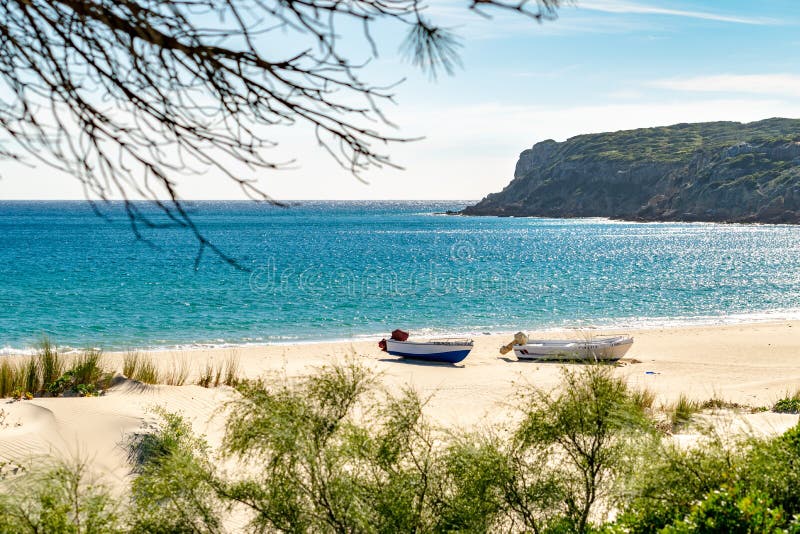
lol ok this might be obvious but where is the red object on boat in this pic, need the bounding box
[380,330,408,352]
[391,329,409,341]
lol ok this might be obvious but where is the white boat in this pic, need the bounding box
[512,334,633,362]
[383,338,474,364]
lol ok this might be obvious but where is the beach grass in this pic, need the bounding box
[698,396,759,411]
[164,355,190,386]
[134,356,161,385]
[70,350,107,387]
[197,352,240,388]
[23,356,41,396]
[123,351,139,378]
[213,361,222,387]
[0,345,115,398]
[0,359,19,398]
[0,359,32,398]
[47,350,115,397]
[631,386,656,411]
[38,337,63,390]
[123,351,161,385]
[197,360,215,388]
[222,351,240,387]
[667,393,701,430]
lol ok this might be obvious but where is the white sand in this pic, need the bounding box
[1,321,799,487]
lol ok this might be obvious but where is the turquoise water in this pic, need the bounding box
[2,200,800,351]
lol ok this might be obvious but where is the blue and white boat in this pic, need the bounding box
[384,338,474,364]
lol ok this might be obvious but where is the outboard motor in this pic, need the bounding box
[379,329,410,351]
[499,331,528,355]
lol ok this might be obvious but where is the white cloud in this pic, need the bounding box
[422,1,659,39]
[650,74,800,97]
[578,0,780,25]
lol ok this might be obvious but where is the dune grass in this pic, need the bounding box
[0,342,114,398]
[631,386,656,411]
[197,351,240,388]
[0,359,20,398]
[23,356,40,397]
[164,355,190,386]
[697,396,767,412]
[70,350,108,386]
[122,351,139,379]
[222,351,240,387]
[2,339,243,397]
[123,351,161,385]
[666,393,701,430]
[46,350,114,397]
[197,361,215,388]
[38,337,63,390]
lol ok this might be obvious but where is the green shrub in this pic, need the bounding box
[661,487,785,533]
[772,391,800,414]
[613,434,745,532]
[46,371,75,396]
[510,365,656,533]
[737,422,800,518]
[127,409,222,533]
[433,434,509,532]
[46,350,113,396]
[0,459,121,533]
[217,361,462,533]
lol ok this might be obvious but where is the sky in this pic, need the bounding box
[3,0,800,201]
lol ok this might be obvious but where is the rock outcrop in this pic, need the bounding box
[461,118,800,223]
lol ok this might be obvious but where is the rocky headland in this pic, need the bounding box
[461,118,800,223]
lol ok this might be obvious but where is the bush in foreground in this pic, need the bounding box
[0,459,121,533]
[1,362,800,533]
[127,408,222,534]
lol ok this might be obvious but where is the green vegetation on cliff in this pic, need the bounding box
[462,118,800,223]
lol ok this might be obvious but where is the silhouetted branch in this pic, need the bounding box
[0,0,565,267]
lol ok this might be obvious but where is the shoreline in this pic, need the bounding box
[6,310,800,355]
[101,318,800,410]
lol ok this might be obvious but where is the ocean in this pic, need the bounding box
[2,200,800,352]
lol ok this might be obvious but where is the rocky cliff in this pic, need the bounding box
[461,118,800,223]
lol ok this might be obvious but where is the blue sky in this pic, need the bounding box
[3,0,800,200]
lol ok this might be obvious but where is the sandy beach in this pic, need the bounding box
[2,320,799,489]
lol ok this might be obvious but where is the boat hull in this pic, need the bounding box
[513,336,633,362]
[385,339,473,364]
